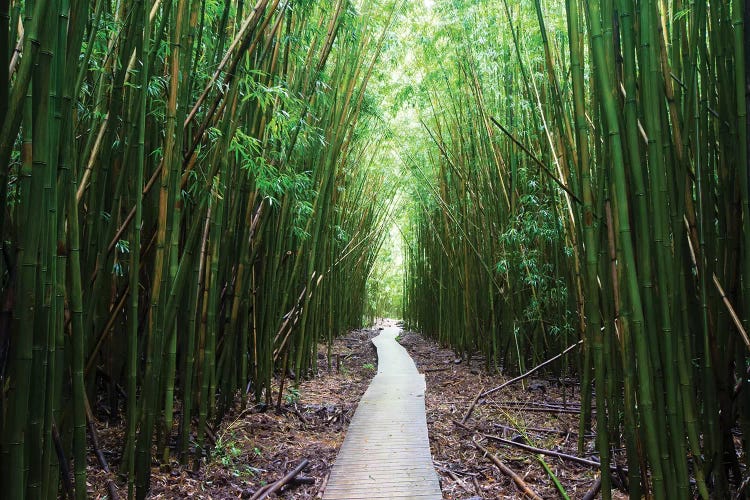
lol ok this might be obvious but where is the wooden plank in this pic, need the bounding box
[322,326,442,499]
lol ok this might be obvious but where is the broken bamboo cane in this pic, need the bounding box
[463,341,582,422]
[473,438,543,500]
[250,459,309,500]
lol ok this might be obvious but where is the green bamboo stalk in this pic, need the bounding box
[3,4,54,494]
[65,80,89,499]
[733,0,748,347]
[124,0,150,495]
[585,1,667,494]
[0,0,9,127]
[161,0,193,463]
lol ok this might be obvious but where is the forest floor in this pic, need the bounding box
[88,324,621,499]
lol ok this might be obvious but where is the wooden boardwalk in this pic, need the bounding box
[322,326,442,499]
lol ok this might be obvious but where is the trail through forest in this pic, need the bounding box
[1,0,749,497]
[323,324,441,499]
[86,323,621,499]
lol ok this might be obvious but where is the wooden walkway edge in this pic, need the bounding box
[322,326,442,499]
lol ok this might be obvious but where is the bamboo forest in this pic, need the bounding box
[0,0,748,497]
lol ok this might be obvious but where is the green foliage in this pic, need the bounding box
[396,0,578,373]
[212,434,243,467]
[211,434,260,478]
[5,0,747,497]
[284,387,301,405]
[365,226,404,320]
[495,172,570,328]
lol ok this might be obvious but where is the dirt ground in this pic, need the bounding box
[88,324,616,499]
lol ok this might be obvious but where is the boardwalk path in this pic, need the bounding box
[322,326,442,499]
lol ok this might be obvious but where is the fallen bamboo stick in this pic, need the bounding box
[582,477,602,500]
[462,341,582,422]
[471,475,482,496]
[473,438,543,500]
[435,465,474,494]
[84,394,119,500]
[315,472,329,499]
[482,341,583,399]
[489,404,585,415]
[493,423,589,438]
[461,387,485,423]
[482,433,606,469]
[489,400,583,410]
[250,459,309,500]
[452,418,473,432]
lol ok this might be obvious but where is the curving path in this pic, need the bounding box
[322,326,442,499]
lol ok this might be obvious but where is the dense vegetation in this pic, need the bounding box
[1,0,749,498]
[402,0,750,498]
[0,0,398,498]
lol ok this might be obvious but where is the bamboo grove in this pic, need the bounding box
[402,0,750,497]
[0,0,398,497]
